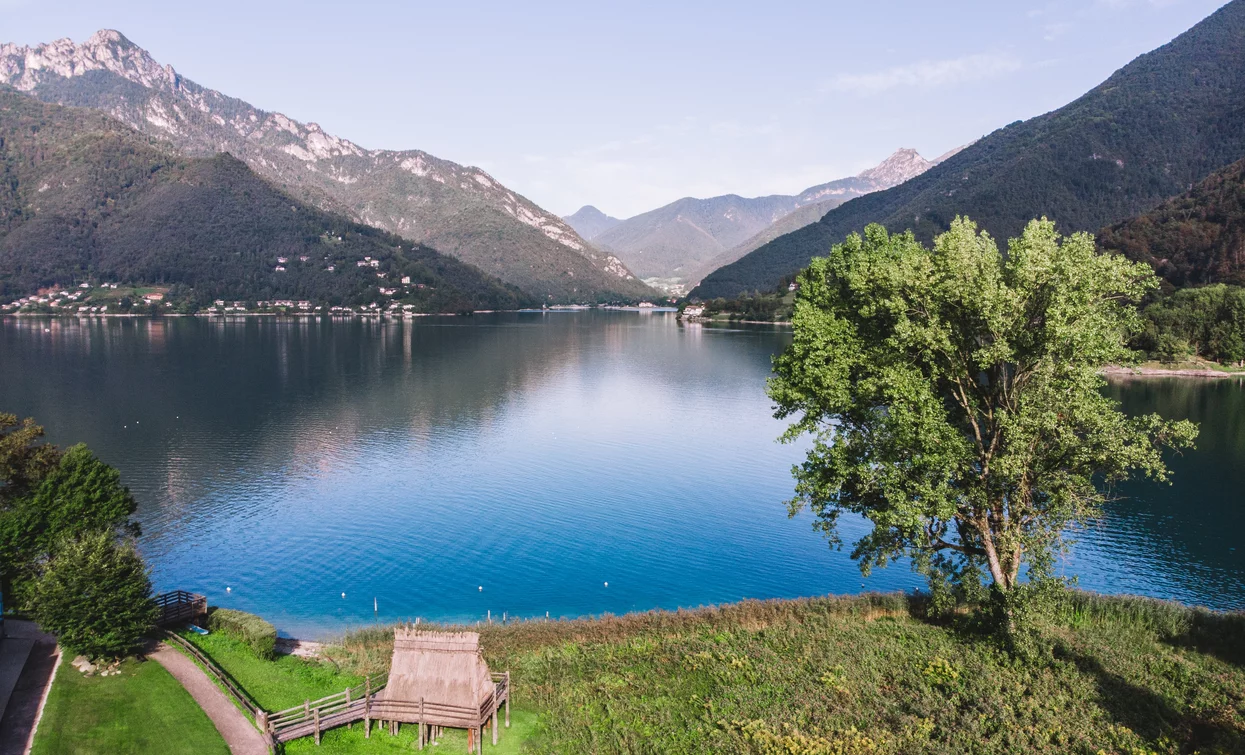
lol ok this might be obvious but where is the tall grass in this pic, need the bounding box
[319,591,1243,754]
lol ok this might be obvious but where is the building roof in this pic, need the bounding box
[379,629,493,711]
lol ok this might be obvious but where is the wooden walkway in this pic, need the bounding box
[265,672,510,751]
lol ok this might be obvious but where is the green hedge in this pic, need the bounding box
[207,608,276,660]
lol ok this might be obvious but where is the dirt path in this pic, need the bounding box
[149,643,269,755]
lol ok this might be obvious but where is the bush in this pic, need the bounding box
[208,608,276,660]
[29,531,158,660]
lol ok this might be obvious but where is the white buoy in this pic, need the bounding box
[604,582,609,587]
[478,585,483,592]
[341,592,346,598]
[226,586,231,593]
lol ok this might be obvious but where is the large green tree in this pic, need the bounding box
[769,218,1197,611]
[0,418,140,603]
[28,531,158,659]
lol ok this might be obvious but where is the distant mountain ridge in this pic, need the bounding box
[0,90,529,310]
[0,30,652,303]
[1098,155,1245,287]
[580,148,954,285]
[692,0,1245,299]
[563,205,622,240]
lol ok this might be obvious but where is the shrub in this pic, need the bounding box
[208,608,276,660]
[29,531,158,659]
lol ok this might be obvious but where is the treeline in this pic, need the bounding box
[1136,284,1245,365]
[697,291,793,322]
[0,90,532,312]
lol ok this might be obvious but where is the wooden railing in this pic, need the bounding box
[265,672,510,746]
[155,590,207,627]
[267,673,388,743]
[163,631,262,720]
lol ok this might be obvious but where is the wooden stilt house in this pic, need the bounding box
[263,628,509,752]
[370,628,510,752]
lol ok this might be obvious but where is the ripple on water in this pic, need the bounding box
[2,314,1241,637]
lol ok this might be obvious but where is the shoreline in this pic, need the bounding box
[1102,365,1245,379]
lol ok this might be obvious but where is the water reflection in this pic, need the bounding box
[1,315,1241,637]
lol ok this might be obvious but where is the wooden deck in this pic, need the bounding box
[155,590,207,627]
[266,672,510,751]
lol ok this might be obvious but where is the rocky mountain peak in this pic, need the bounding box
[857,148,934,188]
[0,28,175,93]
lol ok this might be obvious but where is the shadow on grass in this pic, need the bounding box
[1061,646,1244,754]
[1164,610,1245,671]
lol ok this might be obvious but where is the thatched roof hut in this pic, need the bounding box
[380,629,493,710]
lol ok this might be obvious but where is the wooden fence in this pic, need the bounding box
[163,632,262,722]
[155,590,207,627]
[156,589,510,752]
[266,673,388,744]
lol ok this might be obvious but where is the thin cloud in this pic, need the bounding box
[827,53,1022,95]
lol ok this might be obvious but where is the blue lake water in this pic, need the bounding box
[1,313,1241,637]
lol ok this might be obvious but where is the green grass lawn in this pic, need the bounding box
[30,656,228,755]
[178,630,361,711]
[183,627,539,752]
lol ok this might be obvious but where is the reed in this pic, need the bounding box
[317,591,1244,753]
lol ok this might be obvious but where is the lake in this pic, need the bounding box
[1,313,1241,637]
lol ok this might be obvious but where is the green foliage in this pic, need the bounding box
[0,413,61,504]
[767,219,1197,627]
[0,90,531,311]
[0,442,139,600]
[31,656,229,755]
[698,289,794,322]
[325,593,1245,754]
[206,607,277,661]
[1136,284,1245,364]
[694,1,1245,298]
[28,531,157,659]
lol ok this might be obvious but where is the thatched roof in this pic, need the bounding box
[379,629,493,711]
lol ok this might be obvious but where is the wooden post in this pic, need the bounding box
[364,696,371,739]
[505,671,511,728]
[345,687,351,729]
[313,707,321,746]
[256,710,268,735]
[468,727,473,754]
[493,711,498,745]
[418,698,425,750]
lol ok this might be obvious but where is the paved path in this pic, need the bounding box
[0,620,59,755]
[150,643,269,755]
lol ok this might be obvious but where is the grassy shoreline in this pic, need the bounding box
[174,591,1243,754]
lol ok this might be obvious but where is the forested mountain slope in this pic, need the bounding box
[1099,155,1245,287]
[0,90,530,310]
[692,0,1245,298]
[0,30,652,303]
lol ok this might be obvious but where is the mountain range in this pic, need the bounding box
[0,30,652,303]
[0,89,529,310]
[565,148,956,288]
[691,0,1245,300]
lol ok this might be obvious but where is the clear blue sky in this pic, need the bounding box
[1,0,1231,217]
